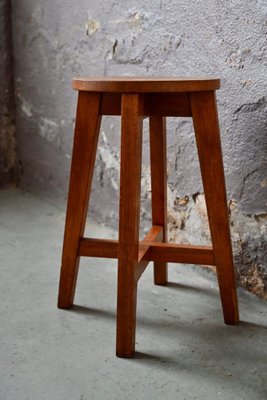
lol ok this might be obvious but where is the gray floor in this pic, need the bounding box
[0,188,266,400]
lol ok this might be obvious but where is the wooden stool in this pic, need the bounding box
[57,77,239,358]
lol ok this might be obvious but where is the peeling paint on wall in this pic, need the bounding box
[168,193,267,299]
[112,11,144,31]
[85,18,101,36]
[17,94,33,118]
[39,117,58,142]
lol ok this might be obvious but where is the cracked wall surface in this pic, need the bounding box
[11,1,267,297]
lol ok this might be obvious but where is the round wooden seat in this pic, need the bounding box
[72,76,220,93]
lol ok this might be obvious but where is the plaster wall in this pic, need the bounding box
[12,0,267,296]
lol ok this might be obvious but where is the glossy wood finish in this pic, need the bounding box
[58,76,239,359]
[150,117,168,285]
[116,94,143,357]
[73,76,220,92]
[148,242,215,265]
[78,225,163,262]
[58,92,101,308]
[78,236,215,266]
[190,91,239,324]
[136,225,164,281]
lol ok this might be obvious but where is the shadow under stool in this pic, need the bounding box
[57,77,239,358]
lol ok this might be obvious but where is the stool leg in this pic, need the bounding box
[116,94,143,357]
[149,116,168,285]
[58,92,102,309]
[190,91,239,325]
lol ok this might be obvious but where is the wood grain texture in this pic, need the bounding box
[78,237,214,265]
[148,242,214,265]
[100,93,191,116]
[57,92,101,309]
[145,93,191,116]
[78,238,118,258]
[136,225,163,281]
[116,94,143,358]
[138,226,163,261]
[149,116,168,285]
[190,91,239,324]
[73,76,220,93]
[78,226,162,262]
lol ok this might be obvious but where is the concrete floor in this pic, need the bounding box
[0,188,267,400]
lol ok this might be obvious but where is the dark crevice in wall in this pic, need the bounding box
[234,96,266,115]
[0,0,21,187]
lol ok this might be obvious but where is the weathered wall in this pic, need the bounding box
[12,0,267,297]
[0,0,20,186]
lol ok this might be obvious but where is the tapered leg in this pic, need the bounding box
[149,116,168,285]
[116,94,143,357]
[58,92,102,309]
[190,91,239,324]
